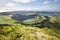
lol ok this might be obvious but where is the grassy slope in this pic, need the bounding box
[23,16,47,24]
[0,25,60,40]
[0,15,16,24]
[0,15,60,40]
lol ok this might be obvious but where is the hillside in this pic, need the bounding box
[0,14,60,40]
[0,15,16,24]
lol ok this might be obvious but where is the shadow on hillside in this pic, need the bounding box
[0,24,11,27]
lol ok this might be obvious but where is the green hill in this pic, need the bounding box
[0,15,16,24]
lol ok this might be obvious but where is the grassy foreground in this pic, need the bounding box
[0,24,60,40]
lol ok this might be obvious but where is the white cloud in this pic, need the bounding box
[43,1,50,5]
[0,10,13,13]
[55,0,58,2]
[0,5,22,12]
[0,0,59,12]
[6,3,16,6]
[13,0,36,3]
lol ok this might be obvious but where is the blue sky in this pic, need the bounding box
[0,0,60,12]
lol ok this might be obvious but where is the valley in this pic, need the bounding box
[0,11,60,40]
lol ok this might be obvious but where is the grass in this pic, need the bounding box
[23,16,46,24]
[0,15,16,24]
[0,25,60,40]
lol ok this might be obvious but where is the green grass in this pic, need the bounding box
[0,15,16,24]
[0,25,60,40]
[23,16,46,24]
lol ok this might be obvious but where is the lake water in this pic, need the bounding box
[23,12,58,16]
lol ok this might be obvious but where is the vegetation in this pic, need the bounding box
[0,14,60,40]
[0,15,16,24]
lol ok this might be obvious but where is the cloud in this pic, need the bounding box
[0,10,13,13]
[0,3,21,12]
[43,0,50,5]
[13,0,36,3]
[55,0,58,2]
[6,3,16,6]
[0,0,59,12]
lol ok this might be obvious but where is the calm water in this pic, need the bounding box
[24,12,58,16]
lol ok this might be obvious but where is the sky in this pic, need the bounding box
[0,0,60,12]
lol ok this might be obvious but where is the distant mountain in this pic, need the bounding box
[0,11,59,16]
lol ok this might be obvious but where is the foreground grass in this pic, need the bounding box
[0,24,60,40]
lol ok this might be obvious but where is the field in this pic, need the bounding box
[0,14,60,40]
